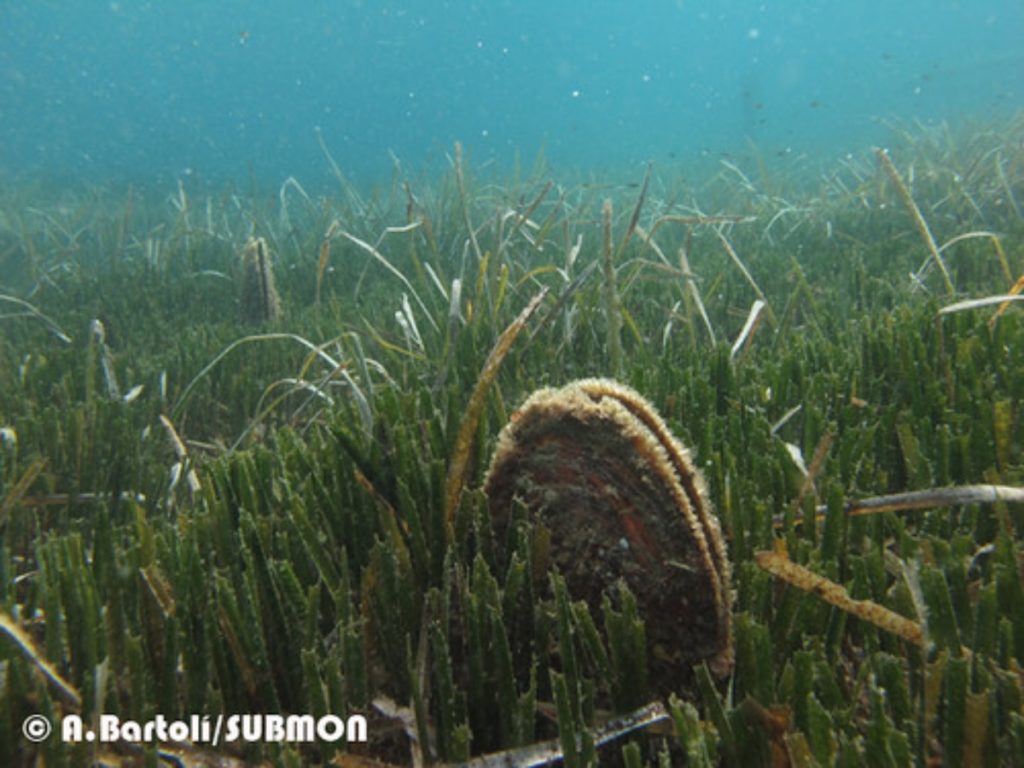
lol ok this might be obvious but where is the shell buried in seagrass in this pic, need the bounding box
[484,378,733,687]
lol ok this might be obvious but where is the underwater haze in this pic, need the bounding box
[1,0,1022,188]
[5,2,1024,767]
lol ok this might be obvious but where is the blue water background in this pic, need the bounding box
[1,1,1021,190]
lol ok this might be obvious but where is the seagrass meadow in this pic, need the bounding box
[1,116,1023,767]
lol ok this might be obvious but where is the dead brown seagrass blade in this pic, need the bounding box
[484,378,733,690]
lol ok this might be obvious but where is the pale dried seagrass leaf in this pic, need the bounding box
[754,547,926,647]
[484,378,734,689]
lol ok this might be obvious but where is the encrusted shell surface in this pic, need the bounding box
[484,378,733,685]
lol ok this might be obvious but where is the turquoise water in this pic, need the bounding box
[1,1,1021,187]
